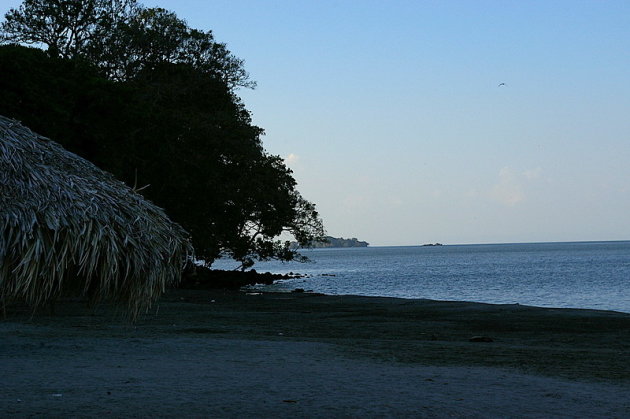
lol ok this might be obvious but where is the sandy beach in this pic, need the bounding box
[2,290,629,418]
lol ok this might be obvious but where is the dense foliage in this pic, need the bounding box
[0,1,325,267]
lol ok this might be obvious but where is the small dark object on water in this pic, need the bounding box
[469,336,494,342]
[292,288,305,293]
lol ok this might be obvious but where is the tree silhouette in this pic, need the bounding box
[0,1,324,267]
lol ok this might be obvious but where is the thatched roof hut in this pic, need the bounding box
[0,115,193,318]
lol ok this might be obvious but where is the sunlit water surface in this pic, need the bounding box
[212,241,630,313]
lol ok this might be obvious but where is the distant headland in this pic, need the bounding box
[318,236,369,248]
[294,236,369,249]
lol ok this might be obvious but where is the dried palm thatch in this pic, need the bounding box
[0,115,193,319]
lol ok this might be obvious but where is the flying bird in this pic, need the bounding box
[498,82,506,87]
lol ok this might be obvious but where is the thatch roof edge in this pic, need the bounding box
[0,115,194,318]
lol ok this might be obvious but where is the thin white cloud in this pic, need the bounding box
[490,166,525,206]
[284,153,300,166]
[465,187,479,198]
[489,166,544,206]
[523,167,543,180]
[341,194,367,213]
[387,196,404,208]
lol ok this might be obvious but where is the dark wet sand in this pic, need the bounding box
[155,290,629,381]
[2,290,629,417]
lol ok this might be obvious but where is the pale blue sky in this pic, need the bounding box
[3,0,630,245]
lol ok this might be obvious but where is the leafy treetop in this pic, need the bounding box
[1,0,254,89]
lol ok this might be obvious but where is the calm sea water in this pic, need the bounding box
[213,241,630,313]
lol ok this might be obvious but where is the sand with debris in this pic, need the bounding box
[2,290,629,418]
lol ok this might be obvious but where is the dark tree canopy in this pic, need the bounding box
[0,1,324,268]
[1,0,137,59]
[1,0,254,89]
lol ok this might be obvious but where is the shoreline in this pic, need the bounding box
[248,287,630,315]
[3,290,630,416]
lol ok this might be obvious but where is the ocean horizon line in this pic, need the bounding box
[352,239,630,249]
